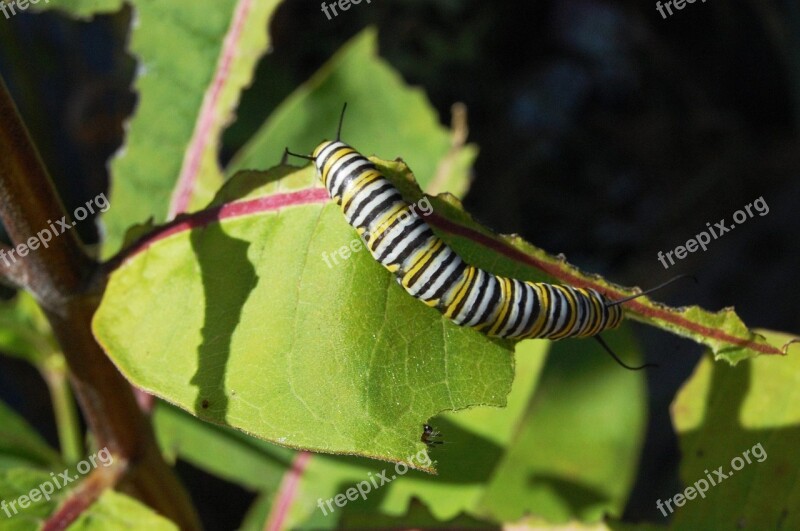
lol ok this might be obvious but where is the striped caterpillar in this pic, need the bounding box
[288,105,684,370]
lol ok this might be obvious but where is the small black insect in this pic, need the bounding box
[421,424,444,449]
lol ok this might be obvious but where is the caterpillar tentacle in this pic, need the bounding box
[312,140,624,340]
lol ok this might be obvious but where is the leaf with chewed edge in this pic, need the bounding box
[95,155,780,466]
[276,339,546,529]
[94,161,515,468]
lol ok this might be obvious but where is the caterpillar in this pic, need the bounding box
[311,138,625,341]
[287,105,686,369]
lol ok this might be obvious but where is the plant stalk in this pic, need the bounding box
[0,74,200,528]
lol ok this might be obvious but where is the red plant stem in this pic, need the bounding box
[265,451,312,531]
[169,0,254,218]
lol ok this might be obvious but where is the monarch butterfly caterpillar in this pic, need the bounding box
[287,105,687,370]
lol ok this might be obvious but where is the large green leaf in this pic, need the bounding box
[94,149,772,468]
[93,161,520,465]
[102,0,282,255]
[669,330,800,529]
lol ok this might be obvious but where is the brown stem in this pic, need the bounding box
[46,299,200,528]
[0,78,93,307]
[0,75,200,528]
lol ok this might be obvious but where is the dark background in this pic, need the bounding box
[1,0,798,527]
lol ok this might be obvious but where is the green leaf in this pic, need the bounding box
[104,0,283,255]
[228,28,468,195]
[364,339,548,521]
[669,329,800,529]
[67,490,178,530]
[0,399,61,471]
[425,142,478,200]
[269,334,642,528]
[152,401,293,491]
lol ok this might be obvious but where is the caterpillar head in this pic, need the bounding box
[311,140,351,187]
